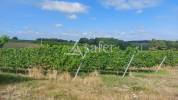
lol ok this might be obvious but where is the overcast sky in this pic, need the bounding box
[0,0,178,40]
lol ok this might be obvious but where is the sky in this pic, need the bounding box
[0,0,178,41]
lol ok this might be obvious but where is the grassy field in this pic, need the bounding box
[3,41,40,48]
[0,67,178,100]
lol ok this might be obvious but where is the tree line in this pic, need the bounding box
[79,38,178,50]
[1,35,178,50]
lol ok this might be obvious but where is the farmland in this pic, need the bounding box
[3,41,40,48]
[1,40,178,100]
[1,0,178,99]
[0,45,178,72]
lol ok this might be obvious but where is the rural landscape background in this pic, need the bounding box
[0,0,178,100]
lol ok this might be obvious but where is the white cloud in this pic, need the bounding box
[41,0,88,20]
[102,0,161,13]
[41,0,88,14]
[55,23,63,28]
[17,30,43,35]
[135,26,147,33]
[67,14,77,20]
[136,9,143,13]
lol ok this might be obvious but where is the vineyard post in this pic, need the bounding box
[156,56,167,73]
[40,38,43,46]
[0,54,1,73]
[122,54,135,78]
[26,51,30,75]
[15,50,17,74]
[74,49,89,80]
[140,44,143,52]
[73,61,83,80]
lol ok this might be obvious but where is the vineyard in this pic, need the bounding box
[0,45,178,74]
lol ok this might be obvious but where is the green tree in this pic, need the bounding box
[12,36,18,40]
[79,38,89,44]
[149,39,167,50]
[0,35,9,47]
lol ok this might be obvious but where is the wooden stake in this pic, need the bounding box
[122,54,135,78]
[73,49,88,80]
[73,61,83,80]
[156,56,167,73]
